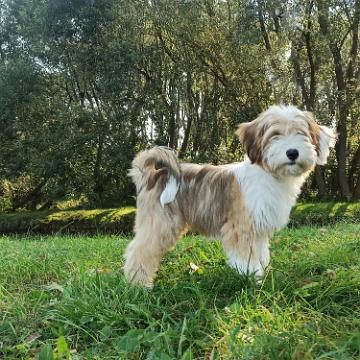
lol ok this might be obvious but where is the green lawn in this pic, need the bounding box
[1,224,360,359]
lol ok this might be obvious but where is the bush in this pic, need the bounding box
[0,202,359,235]
[290,202,360,227]
[0,207,136,235]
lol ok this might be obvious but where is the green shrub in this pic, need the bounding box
[0,207,136,235]
[0,202,359,235]
[290,202,360,227]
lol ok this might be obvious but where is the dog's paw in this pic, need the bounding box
[123,262,154,288]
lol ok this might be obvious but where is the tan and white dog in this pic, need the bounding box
[124,105,336,287]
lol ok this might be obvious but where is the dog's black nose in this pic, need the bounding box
[286,149,299,161]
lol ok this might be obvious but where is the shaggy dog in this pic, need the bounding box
[124,105,336,287]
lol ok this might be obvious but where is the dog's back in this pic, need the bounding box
[178,163,238,236]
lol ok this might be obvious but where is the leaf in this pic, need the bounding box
[36,344,54,360]
[177,317,187,356]
[294,282,320,297]
[43,282,64,293]
[189,262,204,274]
[180,348,194,360]
[114,329,143,352]
[147,352,173,360]
[300,281,320,290]
[325,269,336,279]
[25,332,41,344]
[158,353,173,360]
[15,343,27,353]
[56,336,70,359]
[79,315,94,325]
[189,262,199,273]
[100,325,112,340]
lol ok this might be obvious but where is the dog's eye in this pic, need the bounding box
[270,131,280,137]
[270,132,281,140]
[297,130,306,136]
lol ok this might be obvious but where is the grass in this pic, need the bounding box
[1,223,360,359]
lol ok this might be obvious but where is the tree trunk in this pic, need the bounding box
[179,73,194,158]
[315,166,326,197]
[93,136,104,203]
[168,110,176,149]
[317,0,352,200]
[293,3,328,198]
[349,145,360,190]
[257,0,271,52]
[353,178,360,199]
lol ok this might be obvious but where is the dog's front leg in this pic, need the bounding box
[256,235,270,272]
[221,229,267,279]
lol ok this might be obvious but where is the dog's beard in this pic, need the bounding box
[274,161,314,177]
[263,136,317,178]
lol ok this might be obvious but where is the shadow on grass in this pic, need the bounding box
[333,202,350,217]
[153,264,258,309]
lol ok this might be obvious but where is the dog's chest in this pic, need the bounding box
[231,162,302,233]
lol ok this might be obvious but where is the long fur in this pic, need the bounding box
[129,146,181,206]
[124,105,336,287]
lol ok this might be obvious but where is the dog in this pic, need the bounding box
[124,105,336,287]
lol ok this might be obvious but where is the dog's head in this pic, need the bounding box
[236,105,336,177]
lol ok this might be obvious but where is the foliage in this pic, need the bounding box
[0,223,359,358]
[1,0,360,208]
[290,201,360,226]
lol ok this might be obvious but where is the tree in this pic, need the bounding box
[1,0,359,209]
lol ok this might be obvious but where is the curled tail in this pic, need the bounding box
[129,146,181,206]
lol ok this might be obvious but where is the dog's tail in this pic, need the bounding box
[129,146,181,206]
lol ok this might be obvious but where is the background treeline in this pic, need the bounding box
[1,0,360,211]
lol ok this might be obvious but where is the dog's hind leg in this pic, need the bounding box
[123,206,185,288]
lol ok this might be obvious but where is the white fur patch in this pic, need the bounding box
[317,125,336,165]
[160,176,179,207]
[263,133,317,177]
[266,104,303,120]
[231,160,305,233]
[226,248,263,277]
[256,237,270,269]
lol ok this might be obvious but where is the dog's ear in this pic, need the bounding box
[236,121,262,164]
[317,125,337,165]
[304,112,337,165]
